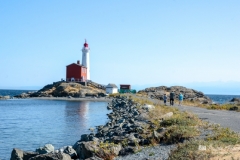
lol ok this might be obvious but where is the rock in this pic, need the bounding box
[23,152,39,160]
[22,81,106,98]
[73,141,99,159]
[160,112,173,120]
[109,144,122,156]
[11,148,23,160]
[14,93,31,98]
[29,152,71,160]
[11,148,39,160]
[85,156,104,160]
[36,144,54,154]
[0,96,11,100]
[81,134,91,142]
[63,146,77,159]
[3,95,10,99]
[118,147,135,156]
[198,145,206,151]
[229,106,239,111]
[138,86,212,103]
[142,104,155,111]
[230,98,240,103]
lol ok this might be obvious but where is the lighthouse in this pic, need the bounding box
[82,39,90,80]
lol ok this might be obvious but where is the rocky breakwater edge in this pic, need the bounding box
[11,95,178,160]
[138,86,212,104]
[13,81,108,99]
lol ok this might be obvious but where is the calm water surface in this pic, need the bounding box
[0,99,110,160]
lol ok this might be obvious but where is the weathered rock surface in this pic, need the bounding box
[0,95,11,100]
[36,144,54,154]
[10,148,39,160]
[138,86,212,104]
[14,81,106,98]
[230,98,240,103]
[29,152,71,160]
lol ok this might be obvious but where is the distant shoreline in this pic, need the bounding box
[29,97,112,102]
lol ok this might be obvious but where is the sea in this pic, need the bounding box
[0,90,111,160]
[0,90,240,159]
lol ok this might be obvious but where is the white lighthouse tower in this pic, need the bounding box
[82,39,90,80]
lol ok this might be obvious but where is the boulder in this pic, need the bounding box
[73,141,99,159]
[63,146,77,159]
[230,98,240,103]
[11,148,39,160]
[0,95,11,100]
[11,148,23,160]
[142,104,155,111]
[36,144,54,154]
[160,112,173,120]
[85,156,104,160]
[29,152,71,160]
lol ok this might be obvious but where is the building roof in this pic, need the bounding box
[106,83,118,88]
[66,63,87,68]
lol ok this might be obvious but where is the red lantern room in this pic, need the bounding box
[84,39,88,48]
[66,60,87,82]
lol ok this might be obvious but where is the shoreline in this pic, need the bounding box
[29,96,113,102]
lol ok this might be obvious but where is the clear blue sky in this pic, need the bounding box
[0,1,240,94]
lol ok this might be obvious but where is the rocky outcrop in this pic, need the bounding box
[230,98,240,103]
[14,92,35,98]
[14,81,106,98]
[0,95,10,100]
[138,86,212,104]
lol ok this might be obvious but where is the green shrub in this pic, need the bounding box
[207,127,240,145]
[168,140,213,160]
[160,112,199,127]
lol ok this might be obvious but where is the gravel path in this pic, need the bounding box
[114,144,176,160]
[169,103,240,133]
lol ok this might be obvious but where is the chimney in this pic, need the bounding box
[77,60,80,65]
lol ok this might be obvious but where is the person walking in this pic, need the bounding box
[179,93,184,106]
[163,94,167,105]
[170,91,175,106]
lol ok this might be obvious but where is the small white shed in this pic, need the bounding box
[106,83,118,94]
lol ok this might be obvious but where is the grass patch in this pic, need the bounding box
[168,124,240,160]
[168,140,213,160]
[183,100,240,112]
[94,142,120,160]
[206,125,240,145]
[160,111,201,143]
[207,103,240,111]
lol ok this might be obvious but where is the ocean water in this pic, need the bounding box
[0,89,36,97]
[0,98,110,159]
[206,94,240,104]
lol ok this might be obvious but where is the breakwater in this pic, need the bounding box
[10,96,173,159]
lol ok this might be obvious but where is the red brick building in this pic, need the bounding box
[66,60,87,82]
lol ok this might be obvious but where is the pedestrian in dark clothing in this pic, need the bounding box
[163,94,167,105]
[170,91,175,106]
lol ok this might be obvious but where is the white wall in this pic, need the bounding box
[106,88,118,94]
